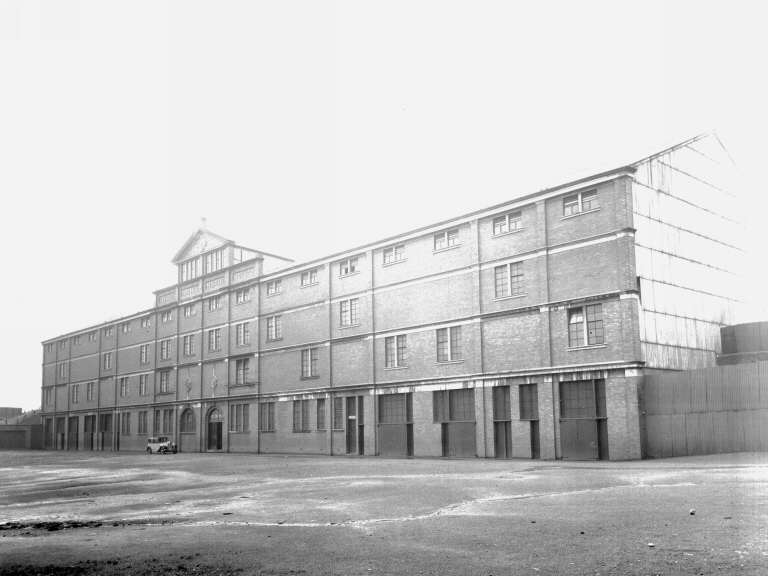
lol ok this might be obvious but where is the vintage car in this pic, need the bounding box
[146,436,178,454]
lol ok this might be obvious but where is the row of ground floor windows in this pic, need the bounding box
[44,379,609,459]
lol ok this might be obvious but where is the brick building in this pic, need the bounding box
[40,133,741,460]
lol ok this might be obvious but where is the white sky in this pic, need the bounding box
[1,1,766,410]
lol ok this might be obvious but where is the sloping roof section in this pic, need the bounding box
[172,228,233,264]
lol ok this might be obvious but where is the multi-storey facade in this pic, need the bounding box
[40,133,741,460]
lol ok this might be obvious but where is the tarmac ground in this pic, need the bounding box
[0,450,767,575]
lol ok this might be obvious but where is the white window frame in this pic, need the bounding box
[103,352,112,370]
[160,339,171,360]
[235,359,250,386]
[183,304,195,318]
[183,334,195,356]
[119,377,129,398]
[236,322,250,346]
[300,269,319,287]
[301,347,319,379]
[383,244,405,265]
[86,381,94,402]
[140,344,149,365]
[266,315,282,341]
[266,279,282,296]
[159,371,170,393]
[88,331,96,342]
[207,328,221,352]
[563,189,598,217]
[161,310,173,323]
[141,316,151,329]
[339,298,360,327]
[235,288,251,304]
[492,210,522,236]
[433,229,459,251]
[122,322,130,334]
[436,326,462,362]
[384,335,407,368]
[208,296,221,312]
[71,384,79,404]
[339,257,358,277]
[139,374,148,396]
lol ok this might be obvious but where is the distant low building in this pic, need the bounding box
[0,410,42,449]
[40,133,742,460]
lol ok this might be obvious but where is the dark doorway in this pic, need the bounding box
[559,379,608,460]
[55,417,65,450]
[434,388,476,458]
[84,415,96,450]
[207,408,223,451]
[67,416,79,450]
[346,397,357,454]
[493,386,512,458]
[519,384,540,459]
[378,393,413,457]
[99,414,112,451]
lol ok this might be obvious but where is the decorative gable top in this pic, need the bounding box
[172,228,233,264]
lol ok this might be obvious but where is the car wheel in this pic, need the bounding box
[159,447,167,454]
[146,447,152,454]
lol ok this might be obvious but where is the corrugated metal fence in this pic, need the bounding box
[642,362,768,458]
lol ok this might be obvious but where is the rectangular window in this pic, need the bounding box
[300,268,318,287]
[162,409,173,434]
[204,249,224,274]
[86,382,94,401]
[181,257,200,282]
[332,397,344,430]
[568,304,604,347]
[235,288,251,304]
[121,322,130,335]
[154,410,161,434]
[159,371,170,393]
[138,411,148,435]
[434,228,459,251]
[58,363,67,378]
[383,244,405,265]
[519,384,539,420]
[384,335,407,368]
[266,316,282,341]
[139,374,148,396]
[183,304,196,318]
[259,402,275,432]
[316,398,326,430]
[89,331,96,342]
[141,316,151,329]
[492,211,522,236]
[230,403,250,432]
[235,358,250,386]
[301,347,319,378]
[161,310,173,323]
[208,296,221,312]
[103,353,112,370]
[436,326,462,362]
[293,399,311,432]
[183,335,195,356]
[120,413,131,435]
[160,339,171,360]
[266,279,282,296]
[73,335,81,346]
[71,384,79,404]
[339,298,360,327]
[44,387,53,404]
[208,328,221,352]
[494,262,524,298]
[433,388,475,422]
[563,189,598,216]
[339,257,358,276]
[139,344,150,364]
[104,326,114,337]
[119,377,129,398]
[236,322,250,346]
[58,340,66,350]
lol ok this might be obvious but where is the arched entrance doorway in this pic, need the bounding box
[207,408,223,451]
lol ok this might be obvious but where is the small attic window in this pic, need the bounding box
[181,257,201,282]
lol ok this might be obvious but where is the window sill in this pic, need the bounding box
[493,293,527,302]
[300,375,320,380]
[266,338,283,343]
[382,258,407,268]
[339,271,361,279]
[561,207,600,220]
[383,365,409,371]
[236,343,251,348]
[229,430,250,434]
[157,391,175,396]
[292,430,312,434]
[432,244,462,254]
[567,344,607,351]
[266,292,283,298]
[492,227,525,239]
[436,359,464,365]
[338,323,361,330]
[260,430,275,433]
[300,282,319,289]
[229,383,255,389]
